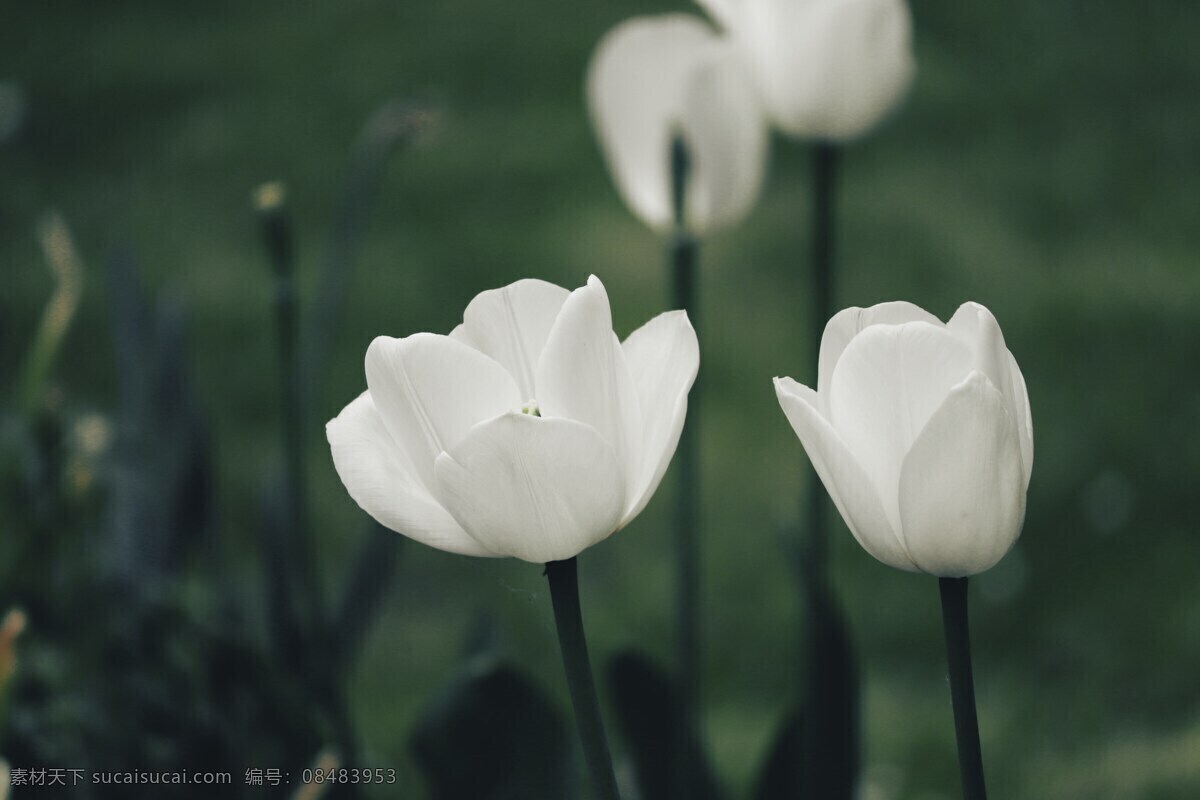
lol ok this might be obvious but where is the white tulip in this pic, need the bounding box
[586,14,768,234]
[774,302,1032,576]
[327,276,699,564]
[699,0,916,141]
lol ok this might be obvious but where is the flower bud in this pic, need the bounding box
[775,301,1032,576]
[700,0,916,140]
[586,14,768,234]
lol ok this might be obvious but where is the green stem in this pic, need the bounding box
[670,231,699,713]
[670,133,701,720]
[255,184,323,640]
[939,577,988,800]
[807,143,839,586]
[545,558,621,800]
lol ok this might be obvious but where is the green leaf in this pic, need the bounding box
[607,650,724,800]
[754,593,860,800]
[801,591,860,799]
[753,708,804,800]
[410,657,577,800]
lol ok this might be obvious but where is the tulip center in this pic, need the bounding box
[520,399,542,417]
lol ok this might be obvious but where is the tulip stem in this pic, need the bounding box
[808,142,839,584]
[546,558,621,800]
[670,133,701,724]
[671,228,700,703]
[938,577,988,800]
[254,184,327,678]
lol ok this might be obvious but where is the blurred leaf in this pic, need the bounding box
[799,571,860,799]
[410,657,577,800]
[754,592,859,800]
[607,650,724,800]
[105,249,213,579]
[768,509,863,800]
[18,211,84,416]
[753,708,804,800]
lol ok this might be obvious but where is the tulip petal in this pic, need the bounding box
[945,302,1033,486]
[775,377,917,571]
[433,414,626,564]
[1008,351,1034,488]
[449,279,571,400]
[678,52,769,233]
[365,333,521,492]
[742,0,915,140]
[536,276,641,503]
[327,392,497,557]
[829,322,972,535]
[621,310,700,521]
[898,372,1025,577]
[817,301,942,405]
[694,0,736,30]
[587,14,765,234]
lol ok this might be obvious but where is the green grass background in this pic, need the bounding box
[3,0,1200,797]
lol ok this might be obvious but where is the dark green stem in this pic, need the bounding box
[257,185,356,793]
[939,577,988,800]
[807,143,839,586]
[670,133,701,720]
[546,558,621,800]
[671,231,699,709]
[255,185,323,640]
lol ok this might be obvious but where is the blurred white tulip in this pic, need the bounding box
[328,276,699,563]
[774,301,1032,576]
[586,14,768,234]
[699,0,915,140]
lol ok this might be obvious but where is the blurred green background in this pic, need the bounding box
[3,0,1199,797]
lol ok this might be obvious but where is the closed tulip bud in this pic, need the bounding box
[327,276,699,564]
[586,14,768,234]
[699,0,915,141]
[774,301,1032,576]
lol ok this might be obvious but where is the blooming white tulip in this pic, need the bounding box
[698,0,916,140]
[774,302,1032,576]
[586,14,768,234]
[327,276,699,564]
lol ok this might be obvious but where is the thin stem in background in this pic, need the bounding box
[939,577,989,800]
[254,183,324,641]
[546,558,621,800]
[670,133,701,721]
[807,142,839,589]
[256,184,362,792]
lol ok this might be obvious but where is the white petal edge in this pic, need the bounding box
[774,377,917,571]
[677,50,769,234]
[898,371,1026,577]
[433,414,626,564]
[742,0,916,140]
[828,321,973,535]
[817,301,942,407]
[1008,351,1034,489]
[326,391,497,557]
[621,310,700,522]
[448,279,571,401]
[586,14,728,231]
[365,333,521,493]
[536,275,641,505]
[945,302,1033,487]
[694,0,737,30]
